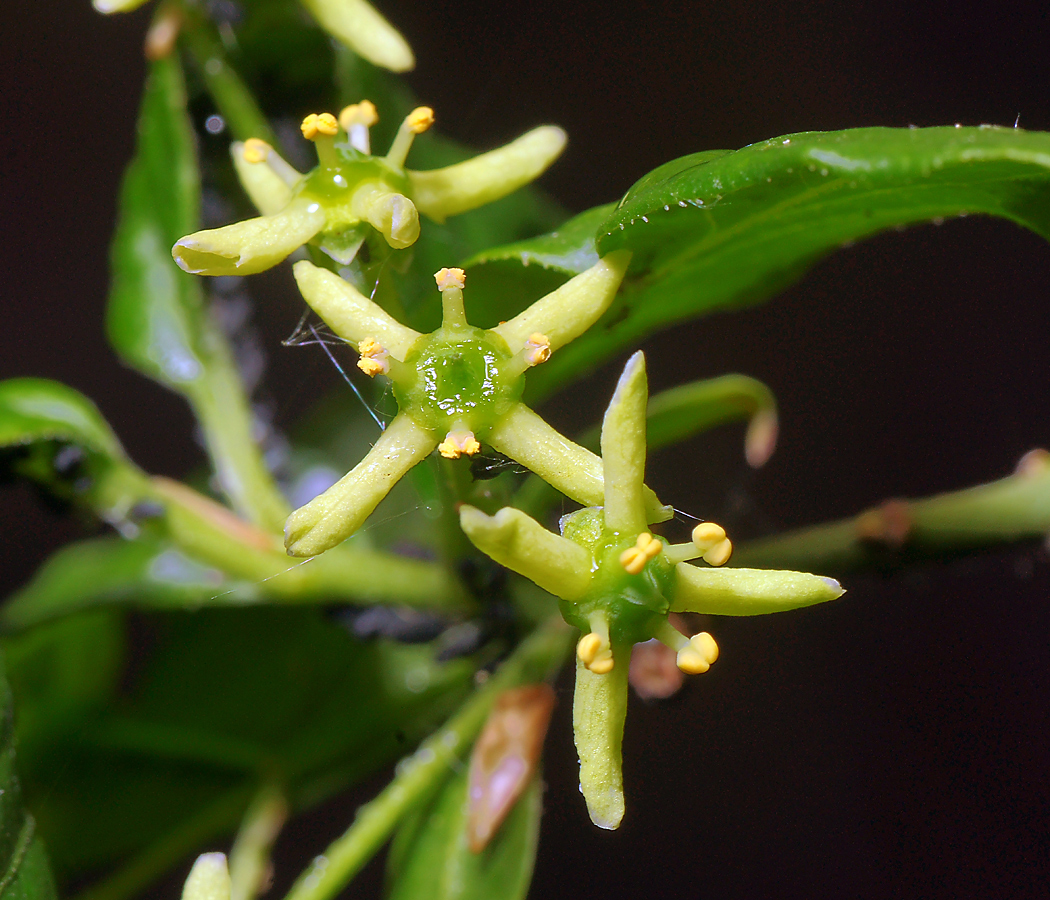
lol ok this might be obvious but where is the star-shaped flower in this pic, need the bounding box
[283,255,674,557]
[458,352,845,829]
[172,103,566,276]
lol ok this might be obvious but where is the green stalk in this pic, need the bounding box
[229,785,288,900]
[184,327,291,532]
[280,619,572,900]
[733,451,1050,573]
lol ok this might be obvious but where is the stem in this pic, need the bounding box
[733,451,1050,573]
[179,5,278,146]
[229,785,288,900]
[186,327,291,531]
[280,619,572,900]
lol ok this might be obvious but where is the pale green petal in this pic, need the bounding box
[573,653,629,830]
[93,0,150,12]
[231,142,297,216]
[601,352,649,534]
[459,505,592,601]
[291,261,421,358]
[284,414,434,556]
[409,126,567,222]
[671,564,845,615]
[298,0,414,72]
[489,251,631,353]
[489,403,671,524]
[172,202,325,276]
[182,854,231,900]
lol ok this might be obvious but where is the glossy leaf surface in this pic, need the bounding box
[469,127,1050,400]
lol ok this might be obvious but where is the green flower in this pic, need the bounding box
[172,104,566,276]
[95,0,415,73]
[458,352,845,829]
[284,255,674,557]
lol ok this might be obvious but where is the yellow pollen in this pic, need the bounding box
[357,358,387,377]
[339,101,378,130]
[677,632,719,675]
[301,112,339,140]
[589,657,615,675]
[434,267,466,291]
[438,431,481,459]
[358,337,384,358]
[524,333,552,366]
[691,522,726,548]
[703,538,733,567]
[242,138,271,164]
[619,532,663,574]
[577,633,602,665]
[407,106,435,134]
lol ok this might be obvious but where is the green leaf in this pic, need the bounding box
[107,55,286,529]
[0,538,249,633]
[518,126,1050,400]
[386,764,541,900]
[462,204,614,329]
[0,650,59,900]
[107,55,204,389]
[0,378,149,512]
[27,607,474,890]
[0,378,125,461]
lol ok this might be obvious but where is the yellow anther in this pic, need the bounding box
[242,138,271,164]
[577,633,602,665]
[577,632,614,674]
[356,337,389,377]
[358,337,384,358]
[357,357,387,377]
[620,532,663,574]
[407,106,435,134]
[676,632,719,675]
[702,538,733,567]
[301,112,339,140]
[339,101,379,130]
[691,521,732,566]
[524,333,552,366]
[438,431,481,459]
[691,522,726,548]
[434,267,466,291]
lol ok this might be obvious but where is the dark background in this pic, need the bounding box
[3,1,1050,898]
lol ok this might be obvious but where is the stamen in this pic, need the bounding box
[339,101,378,154]
[242,138,272,164]
[386,106,436,168]
[357,337,390,377]
[619,532,663,575]
[692,522,733,566]
[577,613,614,674]
[524,333,551,366]
[434,267,465,290]
[438,430,481,459]
[301,113,340,168]
[676,632,719,675]
[301,113,339,140]
[435,267,468,328]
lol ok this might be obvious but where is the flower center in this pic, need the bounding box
[394,328,523,433]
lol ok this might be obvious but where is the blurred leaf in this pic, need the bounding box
[0,379,125,461]
[107,55,287,528]
[386,768,541,900]
[0,538,249,633]
[107,55,206,390]
[0,649,59,900]
[29,607,474,886]
[489,126,1050,400]
[0,378,149,512]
